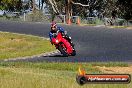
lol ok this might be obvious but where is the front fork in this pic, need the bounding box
[55,44,65,49]
[55,44,59,49]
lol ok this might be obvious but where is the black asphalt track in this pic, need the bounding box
[0,21,132,62]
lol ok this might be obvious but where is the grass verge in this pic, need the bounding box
[110,26,128,28]
[0,62,131,88]
[0,32,55,60]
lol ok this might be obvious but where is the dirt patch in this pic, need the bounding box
[126,27,132,30]
[96,66,132,74]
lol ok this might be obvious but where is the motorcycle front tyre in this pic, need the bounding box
[58,45,68,57]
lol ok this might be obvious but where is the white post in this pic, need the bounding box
[63,15,66,24]
[24,13,26,21]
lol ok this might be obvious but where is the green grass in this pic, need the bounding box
[0,62,131,88]
[0,62,101,73]
[0,62,129,71]
[108,26,128,28]
[0,32,55,60]
[80,24,96,26]
[90,62,129,67]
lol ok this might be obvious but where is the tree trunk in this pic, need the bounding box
[66,0,72,21]
[41,0,44,10]
[32,0,35,12]
[39,0,41,9]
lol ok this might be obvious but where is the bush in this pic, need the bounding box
[26,10,49,22]
[116,19,126,26]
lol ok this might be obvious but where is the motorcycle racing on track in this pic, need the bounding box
[49,22,76,56]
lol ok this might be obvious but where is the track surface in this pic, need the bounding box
[0,21,132,62]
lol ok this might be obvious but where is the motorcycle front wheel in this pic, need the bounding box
[58,45,68,57]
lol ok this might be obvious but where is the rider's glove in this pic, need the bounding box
[61,31,67,37]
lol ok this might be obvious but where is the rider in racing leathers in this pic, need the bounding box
[49,22,74,46]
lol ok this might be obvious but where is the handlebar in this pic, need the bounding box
[52,30,60,38]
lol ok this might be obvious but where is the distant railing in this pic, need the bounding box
[0,12,132,27]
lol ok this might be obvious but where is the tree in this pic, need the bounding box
[0,0,22,11]
[116,0,132,20]
[38,0,132,20]
[71,0,107,17]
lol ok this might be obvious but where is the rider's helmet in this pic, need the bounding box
[51,21,57,32]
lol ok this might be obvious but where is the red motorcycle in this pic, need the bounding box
[51,31,76,56]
